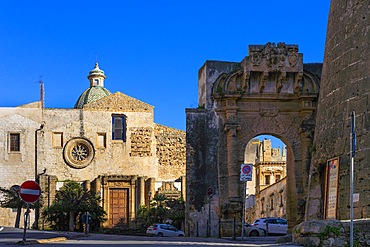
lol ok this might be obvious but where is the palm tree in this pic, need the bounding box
[42,180,106,232]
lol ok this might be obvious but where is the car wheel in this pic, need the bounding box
[157,232,163,237]
[249,230,260,237]
[178,234,184,237]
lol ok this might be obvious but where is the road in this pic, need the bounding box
[0,227,301,247]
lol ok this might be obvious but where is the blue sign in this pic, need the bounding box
[240,164,253,181]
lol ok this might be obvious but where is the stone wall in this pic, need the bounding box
[245,178,287,224]
[130,127,152,157]
[293,219,370,247]
[306,0,370,220]
[154,124,186,181]
[246,177,287,222]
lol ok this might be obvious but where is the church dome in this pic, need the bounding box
[74,86,112,109]
[74,63,112,109]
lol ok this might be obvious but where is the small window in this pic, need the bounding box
[270,198,274,210]
[112,115,126,141]
[265,175,270,185]
[9,133,20,152]
[280,192,284,207]
[94,79,99,86]
[276,174,281,182]
[97,133,106,148]
[261,201,265,214]
[52,132,63,148]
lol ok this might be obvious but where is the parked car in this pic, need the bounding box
[146,224,185,237]
[252,217,288,235]
[244,223,266,237]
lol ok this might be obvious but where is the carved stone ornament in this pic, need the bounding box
[63,137,95,169]
[251,51,262,65]
[288,48,299,67]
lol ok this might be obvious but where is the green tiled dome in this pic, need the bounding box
[74,86,112,109]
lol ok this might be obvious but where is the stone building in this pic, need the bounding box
[254,139,286,194]
[186,42,321,237]
[293,1,370,245]
[0,63,186,228]
[306,0,369,221]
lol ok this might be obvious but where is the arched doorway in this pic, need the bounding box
[185,42,321,237]
[243,135,287,224]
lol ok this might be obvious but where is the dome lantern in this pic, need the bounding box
[87,62,106,87]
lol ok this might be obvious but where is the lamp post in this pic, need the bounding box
[148,191,152,208]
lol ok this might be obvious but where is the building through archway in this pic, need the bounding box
[185,42,321,237]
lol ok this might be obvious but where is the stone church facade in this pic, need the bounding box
[0,63,185,228]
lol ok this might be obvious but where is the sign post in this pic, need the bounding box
[240,164,253,240]
[350,111,356,247]
[19,180,41,243]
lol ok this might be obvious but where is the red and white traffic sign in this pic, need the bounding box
[19,180,41,203]
[240,164,253,182]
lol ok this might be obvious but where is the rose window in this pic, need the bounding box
[71,144,89,161]
[63,138,94,169]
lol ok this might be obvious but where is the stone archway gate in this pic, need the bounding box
[185,42,321,237]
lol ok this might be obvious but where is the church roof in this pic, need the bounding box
[83,91,153,112]
[74,86,112,109]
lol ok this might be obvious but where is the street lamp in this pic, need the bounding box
[148,191,152,208]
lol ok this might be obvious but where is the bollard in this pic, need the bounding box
[206,220,209,237]
[233,218,236,240]
[196,221,199,237]
[218,218,221,238]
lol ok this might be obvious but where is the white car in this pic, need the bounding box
[146,224,185,237]
[252,217,288,235]
[244,223,266,237]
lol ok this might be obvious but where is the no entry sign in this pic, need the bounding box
[19,180,41,203]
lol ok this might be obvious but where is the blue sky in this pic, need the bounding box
[0,1,330,146]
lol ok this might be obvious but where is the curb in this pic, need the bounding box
[18,237,67,245]
[36,237,68,243]
[18,234,87,245]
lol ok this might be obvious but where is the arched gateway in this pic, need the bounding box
[186,42,321,237]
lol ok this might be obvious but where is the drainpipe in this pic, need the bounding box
[34,123,44,230]
[35,124,44,180]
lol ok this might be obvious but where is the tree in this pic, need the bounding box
[42,180,106,232]
[0,186,39,228]
[136,194,185,230]
[165,197,185,229]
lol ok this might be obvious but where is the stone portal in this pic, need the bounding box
[186,42,321,237]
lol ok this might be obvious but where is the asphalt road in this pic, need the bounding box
[0,227,301,247]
